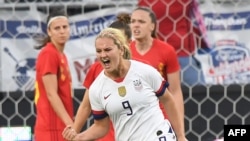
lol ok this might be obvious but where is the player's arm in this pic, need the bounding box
[159,88,186,141]
[165,45,185,134]
[73,117,110,141]
[167,71,185,127]
[62,89,92,140]
[63,62,104,140]
[73,89,91,132]
[72,62,103,132]
[42,74,73,126]
[165,44,185,127]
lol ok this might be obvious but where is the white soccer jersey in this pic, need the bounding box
[89,60,176,141]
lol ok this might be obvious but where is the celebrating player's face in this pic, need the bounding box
[95,37,123,73]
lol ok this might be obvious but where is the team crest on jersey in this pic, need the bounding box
[118,86,126,97]
[133,79,142,91]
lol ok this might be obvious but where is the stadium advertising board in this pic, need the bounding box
[195,1,250,85]
[0,7,132,91]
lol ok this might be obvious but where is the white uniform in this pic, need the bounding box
[89,60,176,141]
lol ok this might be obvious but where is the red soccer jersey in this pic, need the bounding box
[130,39,180,119]
[83,61,115,141]
[83,61,103,89]
[34,43,73,141]
[130,39,180,81]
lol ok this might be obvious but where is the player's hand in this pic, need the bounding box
[71,134,82,141]
[62,125,77,141]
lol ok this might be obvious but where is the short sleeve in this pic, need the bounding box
[89,81,108,120]
[166,45,180,73]
[39,51,59,75]
[144,64,169,97]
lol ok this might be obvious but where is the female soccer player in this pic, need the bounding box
[62,13,131,141]
[34,9,74,141]
[70,27,186,141]
[130,6,185,126]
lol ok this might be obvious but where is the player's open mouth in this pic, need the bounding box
[102,59,111,67]
[133,30,140,35]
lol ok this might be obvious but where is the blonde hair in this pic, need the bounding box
[96,27,131,59]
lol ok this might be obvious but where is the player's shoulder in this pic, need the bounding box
[90,70,105,86]
[130,40,136,46]
[154,38,175,50]
[39,43,58,56]
[130,60,156,72]
[131,60,147,66]
[130,60,160,81]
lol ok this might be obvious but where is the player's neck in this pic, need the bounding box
[135,37,154,55]
[105,60,130,81]
[51,41,65,53]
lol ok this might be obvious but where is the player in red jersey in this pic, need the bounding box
[138,0,208,56]
[34,9,74,141]
[130,7,187,140]
[62,13,132,141]
[138,0,207,85]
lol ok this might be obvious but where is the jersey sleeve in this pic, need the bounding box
[165,44,180,73]
[39,51,59,75]
[88,80,108,120]
[145,64,169,97]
